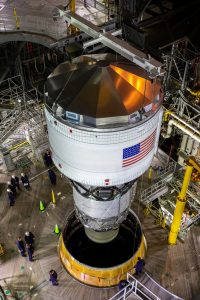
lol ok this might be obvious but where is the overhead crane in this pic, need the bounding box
[57,0,164,77]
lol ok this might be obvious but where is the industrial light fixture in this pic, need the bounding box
[0,4,5,11]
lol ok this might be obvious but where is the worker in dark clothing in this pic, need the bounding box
[7,181,16,196]
[49,270,58,285]
[11,175,20,190]
[26,243,34,261]
[25,232,35,251]
[118,280,128,291]
[16,237,26,257]
[21,173,30,190]
[48,169,56,185]
[44,150,53,167]
[10,176,16,188]
[7,188,15,206]
[134,257,145,275]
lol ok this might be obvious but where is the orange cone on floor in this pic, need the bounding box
[54,224,60,235]
[39,201,45,212]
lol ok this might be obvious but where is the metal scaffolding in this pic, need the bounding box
[0,75,47,168]
[162,39,200,129]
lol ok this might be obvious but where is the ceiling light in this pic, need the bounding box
[0,5,5,11]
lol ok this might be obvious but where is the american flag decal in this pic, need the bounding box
[122,130,156,167]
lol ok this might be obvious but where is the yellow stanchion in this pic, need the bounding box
[148,166,153,183]
[13,7,17,16]
[52,190,56,205]
[0,244,5,256]
[13,7,20,29]
[16,17,20,29]
[162,214,167,228]
[143,207,150,216]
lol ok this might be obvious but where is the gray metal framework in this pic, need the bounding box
[162,39,200,129]
[57,8,164,77]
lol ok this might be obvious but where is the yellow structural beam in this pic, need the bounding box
[67,0,77,35]
[168,164,193,244]
[163,110,172,122]
[188,156,200,173]
[69,0,75,14]
[187,88,200,98]
[169,157,200,245]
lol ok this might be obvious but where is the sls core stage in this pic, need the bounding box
[44,54,163,287]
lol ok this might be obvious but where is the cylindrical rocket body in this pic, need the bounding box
[45,54,163,243]
[45,55,163,284]
[45,106,163,235]
[45,108,162,186]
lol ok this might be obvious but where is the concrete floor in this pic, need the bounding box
[0,164,200,300]
[0,0,108,45]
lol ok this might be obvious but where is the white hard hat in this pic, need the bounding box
[25,232,30,236]
[21,173,24,176]
[7,181,11,184]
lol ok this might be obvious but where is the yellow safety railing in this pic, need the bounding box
[8,141,28,151]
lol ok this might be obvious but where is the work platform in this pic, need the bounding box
[0,164,199,299]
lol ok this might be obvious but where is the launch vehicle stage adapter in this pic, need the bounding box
[44,54,163,286]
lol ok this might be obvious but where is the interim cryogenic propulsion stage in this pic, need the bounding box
[44,54,163,287]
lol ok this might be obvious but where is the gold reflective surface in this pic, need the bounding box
[59,234,146,287]
[46,55,163,119]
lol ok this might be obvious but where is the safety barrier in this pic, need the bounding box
[108,273,184,300]
[140,161,176,205]
[109,273,161,300]
[140,179,168,205]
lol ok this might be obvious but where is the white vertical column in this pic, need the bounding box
[185,137,194,155]
[191,140,199,157]
[178,134,188,166]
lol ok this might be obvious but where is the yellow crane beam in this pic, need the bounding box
[168,157,200,245]
[69,0,75,14]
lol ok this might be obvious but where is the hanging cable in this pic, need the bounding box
[34,54,46,74]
